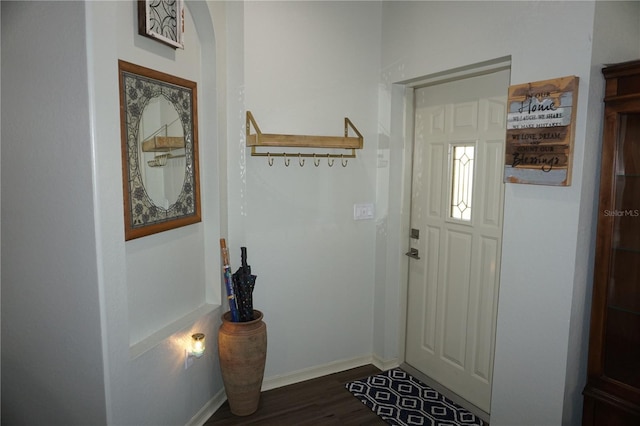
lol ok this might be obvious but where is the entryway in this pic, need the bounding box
[404,67,510,419]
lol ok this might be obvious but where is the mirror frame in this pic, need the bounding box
[118,60,201,240]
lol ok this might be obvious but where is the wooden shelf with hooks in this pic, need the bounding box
[142,136,185,152]
[245,111,363,163]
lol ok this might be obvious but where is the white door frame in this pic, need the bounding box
[395,56,512,412]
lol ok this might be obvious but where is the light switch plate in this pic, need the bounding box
[353,203,375,220]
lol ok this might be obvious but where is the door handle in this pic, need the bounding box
[405,248,420,260]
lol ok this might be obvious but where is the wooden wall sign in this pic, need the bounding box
[504,76,579,186]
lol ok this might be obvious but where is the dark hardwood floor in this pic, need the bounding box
[205,364,386,425]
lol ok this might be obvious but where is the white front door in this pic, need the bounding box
[405,69,509,414]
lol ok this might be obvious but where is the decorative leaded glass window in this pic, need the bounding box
[450,144,475,221]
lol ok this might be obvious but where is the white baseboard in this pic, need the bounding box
[261,355,373,391]
[185,388,227,426]
[187,353,399,426]
[371,353,400,371]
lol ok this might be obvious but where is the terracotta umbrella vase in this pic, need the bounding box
[218,309,267,416]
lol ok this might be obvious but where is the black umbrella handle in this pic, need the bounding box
[241,247,247,267]
[241,247,252,274]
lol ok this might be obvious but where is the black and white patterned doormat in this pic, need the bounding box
[346,368,486,426]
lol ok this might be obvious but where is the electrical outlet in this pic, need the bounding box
[184,349,194,369]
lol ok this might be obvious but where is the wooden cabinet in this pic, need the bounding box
[583,59,640,425]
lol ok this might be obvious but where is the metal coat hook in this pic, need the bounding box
[327,154,334,167]
[260,150,354,167]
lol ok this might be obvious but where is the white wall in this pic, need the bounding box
[3,1,639,425]
[379,1,640,425]
[3,0,228,424]
[562,2,640,424]
[86,1,228,423]
[230,0,383,379]
[1,2,107,424]
[120,0,209,347]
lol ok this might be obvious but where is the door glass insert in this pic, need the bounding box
[450,144,475,221]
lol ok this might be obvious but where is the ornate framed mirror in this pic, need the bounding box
[118,60,201,240]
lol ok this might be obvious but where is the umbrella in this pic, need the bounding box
[220,239,240,322]
[232,247,257,322]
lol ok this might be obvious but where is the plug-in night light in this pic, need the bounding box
[191,333,205,358]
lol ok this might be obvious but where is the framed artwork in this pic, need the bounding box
[118,60,201,240]
[138,0,184,49]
